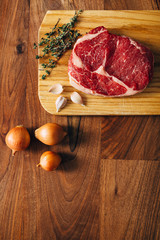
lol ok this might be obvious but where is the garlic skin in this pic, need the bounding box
[37,151,61,171]
[5,125,30,156]
[49,83,63,95]
[56,96,67,112]
[35,123,67,145]
[70,92,84,106]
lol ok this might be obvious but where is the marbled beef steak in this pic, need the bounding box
[68,26,154,97]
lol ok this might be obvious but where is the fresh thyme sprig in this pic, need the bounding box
[34,10,83,79]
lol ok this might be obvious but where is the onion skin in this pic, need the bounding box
[37,151,61,171]
[35,123,67,146]
[5,126,30,156]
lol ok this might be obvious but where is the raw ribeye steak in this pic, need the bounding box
[68,26,154,97]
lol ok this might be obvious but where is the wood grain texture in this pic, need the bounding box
[104,0,160,10]
[0,0,160,240]
[100,159,160,240]
[0,0,102,239]
[65,0,104,10]
[38,10,160,115]
[101,116,160,160]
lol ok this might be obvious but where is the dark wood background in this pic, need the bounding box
[0,0,160,239]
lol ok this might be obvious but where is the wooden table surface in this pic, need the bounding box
[0,1,159,240]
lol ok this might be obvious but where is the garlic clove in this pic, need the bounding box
[70,92,84,106]
[55,96,67,112]
[49,83,63,94]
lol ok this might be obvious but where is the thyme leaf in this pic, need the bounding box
[34,10,83,79]
[45,70,50,75]
[33,43,37,49]
[42,74,46,80]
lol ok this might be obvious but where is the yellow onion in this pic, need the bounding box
[35,123,67,145]
[5,125,30,156]
[37,151,61,171]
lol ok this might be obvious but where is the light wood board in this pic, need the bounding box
[38,10,160,115]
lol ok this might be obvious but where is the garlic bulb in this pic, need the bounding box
[49,83,63,94]
[56,96,67,112]
[70,92,84,106]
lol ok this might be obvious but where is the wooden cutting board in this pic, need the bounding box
[38,10,160,115]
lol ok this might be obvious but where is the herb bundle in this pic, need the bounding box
[34,10,83,79]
